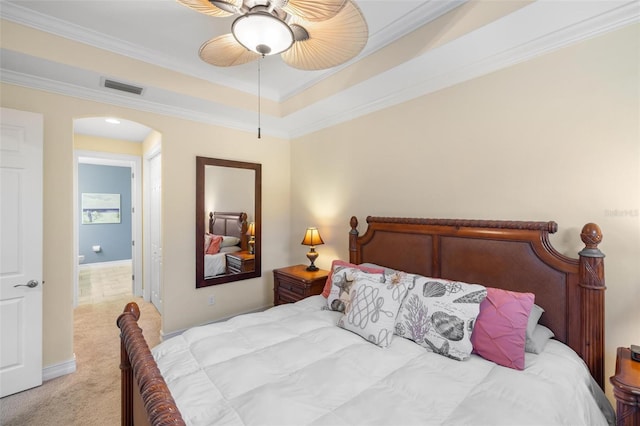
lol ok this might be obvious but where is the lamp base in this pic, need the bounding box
[306,247,319,272]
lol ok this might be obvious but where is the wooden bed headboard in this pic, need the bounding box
[348,216,606,388]
[208,211,248,250]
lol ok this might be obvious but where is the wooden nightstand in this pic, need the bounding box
[611,347,640,426]
[273,264,329,305]
[225,251,255,274]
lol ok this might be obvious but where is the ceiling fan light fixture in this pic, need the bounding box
[232,11,294,56]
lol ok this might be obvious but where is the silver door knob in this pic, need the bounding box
[14,280,39,288]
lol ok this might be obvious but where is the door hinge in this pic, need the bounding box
[132,240,135,246]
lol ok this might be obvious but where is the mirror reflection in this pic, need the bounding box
[196,157,261,288]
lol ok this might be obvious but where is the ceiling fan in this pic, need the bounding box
[177,0,368,70]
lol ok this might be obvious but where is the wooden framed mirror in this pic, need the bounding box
[196,157,261,288]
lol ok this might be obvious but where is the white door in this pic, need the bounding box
[0,107,43,397]
[149,153,162,311]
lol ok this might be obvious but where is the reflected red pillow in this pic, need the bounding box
[206,235,223,255]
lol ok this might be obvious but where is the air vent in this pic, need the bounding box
[103,79,144,95]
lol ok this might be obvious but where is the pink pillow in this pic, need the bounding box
[206,235,223,255]
[471,287,534,370]
[321,260,384,298]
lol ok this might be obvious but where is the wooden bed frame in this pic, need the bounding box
[117,216,605,426]
[208,211,248,250]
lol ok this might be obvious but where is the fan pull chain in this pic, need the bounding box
[257,56,263,139]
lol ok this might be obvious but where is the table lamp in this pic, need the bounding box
[301,227,324,271]
[247,222,256,254]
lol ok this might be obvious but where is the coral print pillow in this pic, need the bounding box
[337,272,410,347]
[395,277,487,361]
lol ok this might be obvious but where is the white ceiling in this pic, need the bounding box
[1,0,638,140]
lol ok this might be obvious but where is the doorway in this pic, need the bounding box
[73,152,142,305]
[144,147,163,312]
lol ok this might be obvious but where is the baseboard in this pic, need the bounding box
[42,355,77,381]
[161,305,269,341]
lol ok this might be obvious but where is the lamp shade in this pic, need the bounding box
[232,11,294,56]
[246,222,256,236]
[301,227,324,246]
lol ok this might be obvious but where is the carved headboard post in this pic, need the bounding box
[578,223,606,388]
[349,216,360,264]
[240,212,248,251]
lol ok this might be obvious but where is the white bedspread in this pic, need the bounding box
[204,253,226,278]
[152,296,608,426]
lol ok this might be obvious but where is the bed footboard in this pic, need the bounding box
[117,302,185,426]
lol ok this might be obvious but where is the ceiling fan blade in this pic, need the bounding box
[282,0,348,22]
[199,34,261,67]
[209,0,242,14]
[281,1,368,70]
[176,0,242,17]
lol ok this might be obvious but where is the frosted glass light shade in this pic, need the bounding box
[232,12,294,56]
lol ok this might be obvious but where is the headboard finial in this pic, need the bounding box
[579,223,604,258]
[350,216,358,231]
[119,302,140,322]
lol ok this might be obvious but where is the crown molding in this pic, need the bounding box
[286,1,640,138]
[0,67,290,139]
[277,0,467,101]
[0,0,465,103]
[2,1,637,140]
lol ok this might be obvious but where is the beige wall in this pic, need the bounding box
[74,134,144,156]
[290,24,640,401]
[0,84,291,367]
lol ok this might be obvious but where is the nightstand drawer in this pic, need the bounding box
[277,277,307,295]
[227,256,242,269]
[225,251,255,274]
[277,288,303,304]
[273,265,329,305]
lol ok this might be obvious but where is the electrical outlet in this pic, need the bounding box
[208,295,215,306]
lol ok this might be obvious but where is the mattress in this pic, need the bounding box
[152,295,608,426]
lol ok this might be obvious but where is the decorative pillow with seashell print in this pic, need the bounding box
[326,266,384,313]
[394,276,487,361]
[337,272,411,347]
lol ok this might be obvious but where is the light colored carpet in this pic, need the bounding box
[0,295,160,425]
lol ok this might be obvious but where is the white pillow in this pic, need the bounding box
[219,246,241,254]
[221,236,241,247]
[527,304,544,340]
[395,276,487,361]
[204,233,213,251]
[525,324,555,354]
[337,273,409,347]
[525,304,545,353]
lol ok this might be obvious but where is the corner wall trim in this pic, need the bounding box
[42,355,77,382]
